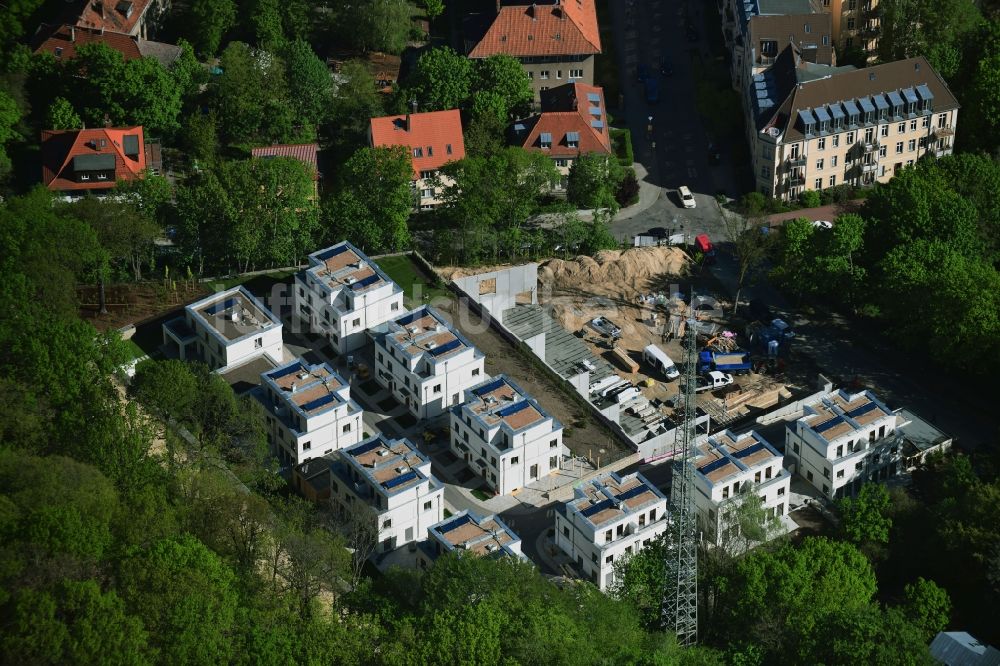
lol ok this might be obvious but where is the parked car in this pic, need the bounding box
[679,185,696,209]
[643,344,680,381]
[589,316,623,339]
[812,219,833,229]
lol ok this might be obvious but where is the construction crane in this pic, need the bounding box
[662,314,699,646]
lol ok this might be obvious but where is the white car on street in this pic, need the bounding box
[679,185,696,209]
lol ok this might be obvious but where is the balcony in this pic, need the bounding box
[862,162,879,173]
[933,125,956,138]
[788,174,805,187]
[785,156,806,169]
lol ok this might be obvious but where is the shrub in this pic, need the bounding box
[611,128,634,166]
[615,168,640,207]
[799,189,821,208]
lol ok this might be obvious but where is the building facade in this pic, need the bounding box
[692,429,791,547]
[258,359,363,466]
[465,0,601,102]
[162,286,283,371]
[729,10,835,93]
[419,511,525,567]
[449,375,566,496]
[784,387,901,499]
[368,109,466,210]
[330,435,444,555]
[373,307,486,419]
[513,82,611,191]
[555,472,668,591]
[293,242,404,355]
[748,53,958,200]
[822,0,880,61]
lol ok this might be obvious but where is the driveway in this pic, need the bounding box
[607,0,740,243]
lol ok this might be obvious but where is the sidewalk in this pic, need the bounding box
[615,161,663,221]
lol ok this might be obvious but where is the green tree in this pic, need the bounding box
[130,360,200,434]
[0,0,47,54]
[213,41,297,144]
[330,59,384,148]
[169,39,207,101]
[0,88,22,178]
[282,40,333,128]
[903,577,952,640]
[354,0,414,54]
[799,189,820,208]
[566,152,624,212]
[44,96,81,130]
[114,172,173,227]
[119,535,238,664]
[64,197,160,282]
[183,110,219,167]
[838,482,892,560]
[249,0,285,49]
[404,47,474,111]
[723,210,773,310]
[332,145,413,252]
[770,217,818,300]
[188,0,237,56]
[473,54,533,120]
[421,0,445,19]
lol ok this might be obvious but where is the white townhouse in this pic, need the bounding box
[162,286,283,371]
[293,242,404,355]
[330,435,444,556]
[785,387,901,499]
[449,375,566,496]
[373,306,486,419]
[257,358,363,466]
[555,472,668,591]
[418,510,525,567]
[691,429,792,547]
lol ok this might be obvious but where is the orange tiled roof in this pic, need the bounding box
[251,143,320,180]
[34,24,143,60]
[369,109,466,179]
[469,0,601,58]
[41,126,147,192]
[74,0,152,36]
[519,82,611,157]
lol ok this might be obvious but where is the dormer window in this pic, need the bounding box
[446,143,452,155]
[54,47,63,58]
[413,147,423,158]
[539,132,552,149]
[566,131,579,148]
[427,146,433,157]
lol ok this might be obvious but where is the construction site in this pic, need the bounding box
[445,246,800,460]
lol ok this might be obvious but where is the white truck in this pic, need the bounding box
[693,371,734,393]
[642,344,680,381]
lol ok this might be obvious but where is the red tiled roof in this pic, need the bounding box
[469,0,601,58]
[251,143,320,180]
[34,24,142,60]
[74,0,152,36]
[41,126,147,192]
[519,82,610,157]
[368,109,466,179]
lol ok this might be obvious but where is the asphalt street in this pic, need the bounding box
[607,0,742,242]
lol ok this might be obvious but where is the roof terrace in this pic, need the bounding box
[343,435,429,496]
[693,430,782,486]
[429,511,520,557]
[304,242,394,296]
[386,307,471,362]
[464,376,549,433]
[801,389,893,442]
[264,360,348,416]
[567,473,664,529]
[190,287,280,342]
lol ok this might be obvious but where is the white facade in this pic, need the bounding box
[374,306,486,419]
[785,387,901,499]
[258,359,363,466]
[330,435,444,555]
[555,472,668,591]
[293,242,404,355]
[419,511,525,566]
[449,375,566,496]
[692,429,792,547]
[164,286,283,371]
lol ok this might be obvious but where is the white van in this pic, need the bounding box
[643,344,680,380]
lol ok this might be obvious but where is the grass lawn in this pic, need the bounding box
[124,338,149,361]
[375,254,452,308]
[471,488,492,502]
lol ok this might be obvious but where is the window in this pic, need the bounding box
[832,135,840,148]
[605,529,612,543]
[766,466,773,479]
[433,384,441,394]
[420,170,434,180]
[511,456,520,465]
[896,141,904,154]
[816,158,824,170]
[391,302,399,311]
[649,509,656,521]
[446,143,453,155]
[605,554,614,564]
[423,500,433,511]
[823,34,829,46]
[793,442,800,454]
[847,18,856,30]
[777,486,785,496]
[829,175,836,187]
[836,470,845,479]
[823,484,830,494]
[617,524,624,536]
[254,336,263,349]
[570,68,583,78]
[427,146,433,157]
[303,441,311,451]
[880,124,889,137]
[472,368,480,377]
[847,131,856,144]
[549,455,557,469]
[836,445,843,457]
[755,471,761,483]
[909,120,917,131]
[413,147,423,158]
[556,70,562,79]
[421,188,433,198]
[352,318,361,327]
[540,70,549,79]
[831,155,838,168]
[814,178,822,190]
[722,486,729,499]
[906,159,914,167]
[550,439,558,448]
[824,468,831,479]
[382,519,391,529]
[908,139,916,151]
[898,122,906,133]
[342,423,351,433]
[937,113,948,128]
[818,137,826,150]
[922,116,930,128]
[879,145,887,157]
[555,158,568,167]
[80,173,91,181]
[807,470,814,481]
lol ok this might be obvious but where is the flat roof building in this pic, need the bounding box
[331,435,444,557]
[555,472,668,591]
[293,242,404,355]
[163,286,283,371]
[449,375,566,496]
[692,429,791,548]
[258,359,362,466]
[374,306,486,419]
[420,511,525,566]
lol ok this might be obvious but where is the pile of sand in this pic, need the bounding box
[538,247,689,295]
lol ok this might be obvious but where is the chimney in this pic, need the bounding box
[70,26,75,42]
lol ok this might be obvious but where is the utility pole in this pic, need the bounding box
[662,312,699,645]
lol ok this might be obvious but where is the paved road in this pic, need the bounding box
[607,0,739,243]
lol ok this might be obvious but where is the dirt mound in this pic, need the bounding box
[539,247,689,294]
